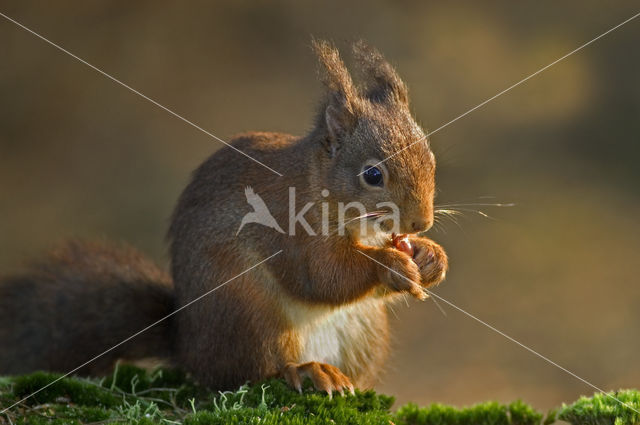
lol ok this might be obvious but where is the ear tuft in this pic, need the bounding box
[352,40,409,106]
[312,39,359,109]
[312,38,361,154]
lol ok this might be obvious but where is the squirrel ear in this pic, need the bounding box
[324,103,353,152]
[312,39,360,154]
[353,40,409,106]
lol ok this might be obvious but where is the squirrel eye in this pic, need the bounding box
[362,166,383,186]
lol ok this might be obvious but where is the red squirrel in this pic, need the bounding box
[0,40,447,396]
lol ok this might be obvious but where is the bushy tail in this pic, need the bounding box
[0,241,175,376]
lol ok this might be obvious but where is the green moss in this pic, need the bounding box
[1,367,638,425]
[187,378,395,425]
[395,399,544,425]
[12,371,119,407]
[559,389,640,425]
[11,404,111,425]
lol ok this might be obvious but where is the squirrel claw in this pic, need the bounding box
[281,361,354,397]
[377,248,424,299]
[407,236,448,288]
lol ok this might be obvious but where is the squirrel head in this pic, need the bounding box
[311,39,435,236]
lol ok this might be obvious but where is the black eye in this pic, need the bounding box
[363,166,383,186]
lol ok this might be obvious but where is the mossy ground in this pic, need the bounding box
[0,365,637,425]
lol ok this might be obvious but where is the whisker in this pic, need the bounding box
[342,210,387,224]
[430,217,443,234]
[436,204,506,221]
[435,202,515,208]
[388,300,400,320]
[434,208,464,216]
[425,290,447,317]
[439,207,498,221]
[435,210,464,230]
[446,215,464,230]
[325,210,392,236]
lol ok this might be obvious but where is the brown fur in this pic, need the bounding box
[0,40,447,393]
[167,40,447,392]
[0,240,173,375]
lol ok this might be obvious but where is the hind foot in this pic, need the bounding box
[281,361,355,398]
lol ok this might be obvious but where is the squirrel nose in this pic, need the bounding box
[411,219,431,232]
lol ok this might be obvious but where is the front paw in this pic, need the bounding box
[407,236,448,288]
[376,247,425,300]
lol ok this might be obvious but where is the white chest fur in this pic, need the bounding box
[262,259,387,370]
[298,307,346,366]
[286,298,383,369]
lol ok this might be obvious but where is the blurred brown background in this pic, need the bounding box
[1,0,639,412]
